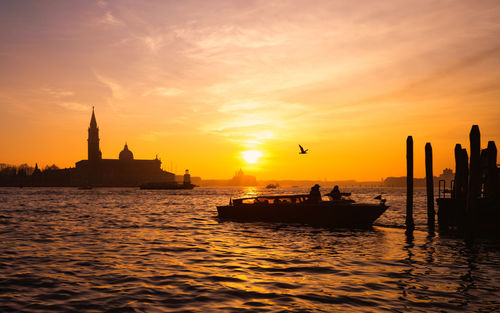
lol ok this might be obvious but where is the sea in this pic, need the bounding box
[0,186,498,312]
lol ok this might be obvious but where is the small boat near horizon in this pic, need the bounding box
[217,193,388,228]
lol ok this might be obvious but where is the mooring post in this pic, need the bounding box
[484,141,498,198]
[467,125,481,212]
[406,136,414,232]
[425,143,435,228]
[462,148,469,199]
[454,144,463,199]
[454,144,469,200]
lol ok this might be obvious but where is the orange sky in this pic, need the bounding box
[1,0,499,180]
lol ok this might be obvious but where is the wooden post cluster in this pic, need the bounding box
[406,136,414,231]
[425,143,435,228]
[432,124,498,234]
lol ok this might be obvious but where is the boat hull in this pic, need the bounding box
[217,202,388,228]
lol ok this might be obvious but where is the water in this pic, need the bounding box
[0,187,498,312]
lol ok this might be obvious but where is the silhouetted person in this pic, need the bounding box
[328,185,341,200]
[309,184,321,203]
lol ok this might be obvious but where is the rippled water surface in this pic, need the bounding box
[0,187,499,312]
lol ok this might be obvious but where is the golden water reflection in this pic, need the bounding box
[0,187,498,312]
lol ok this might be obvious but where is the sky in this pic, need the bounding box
[0,0,499,180]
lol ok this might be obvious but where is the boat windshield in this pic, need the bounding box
[239,195,309,205]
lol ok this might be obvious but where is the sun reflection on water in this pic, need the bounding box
[241,186,259,198]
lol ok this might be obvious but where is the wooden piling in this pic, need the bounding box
[454,144,469,199]
[425,143,435,228]
[484,141,498,198]
[462,148,469,199]
[467,125,481,212]
[454,144,464,199]
[406,136,414,231]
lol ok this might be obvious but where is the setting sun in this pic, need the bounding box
[242,150,263,164]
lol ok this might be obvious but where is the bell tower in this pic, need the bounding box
[88,107,102,161]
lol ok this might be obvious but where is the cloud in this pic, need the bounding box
[218,100,262,113]
[94,72,125,99]
[100,11,123,26]
[143,87,184,97]
[347,44,500,108]
[192,25,288,51]
[97,1,107,8]
[42,88,74,98]
[142,36,165,52]
[57,102,89,112]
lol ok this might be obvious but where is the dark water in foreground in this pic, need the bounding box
[0,187,498,312]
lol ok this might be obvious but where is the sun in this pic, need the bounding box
[242,150,263,164]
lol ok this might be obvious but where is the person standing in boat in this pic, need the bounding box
[309,184,322,203]
[328,185,342,200]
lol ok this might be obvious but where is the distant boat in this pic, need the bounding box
[265,183,279,189]
[140,182,196,190]
[217,193,388,228]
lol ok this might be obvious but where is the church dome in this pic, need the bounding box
[119,143,134,160]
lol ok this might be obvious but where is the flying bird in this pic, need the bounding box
[298,144,308,154]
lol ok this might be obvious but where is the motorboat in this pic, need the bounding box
[217,193,388,228]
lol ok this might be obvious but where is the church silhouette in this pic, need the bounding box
[73,108,175,186]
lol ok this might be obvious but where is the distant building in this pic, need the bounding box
[175,170,202,186]
[199,169,257,187]
[73,108,175,186]
[438,168,454,186]
[382,176,435,187]
[382,169,455,188]
[382,176,425,187]
[230,169,257,186]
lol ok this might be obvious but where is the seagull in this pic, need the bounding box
[298,144,308,154]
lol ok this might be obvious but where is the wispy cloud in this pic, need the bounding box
[100,11,123,26]
[57,102,89,112]
[143,87,184,97]
[94,72,125,99]
[42,88,74,98]
[142,35,164,52]
[96,1,107,9]
[345,44,500,109]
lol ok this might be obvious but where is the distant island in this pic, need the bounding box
[0,108,193,187]
[0,160,454,189]
[198,168,455,188]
